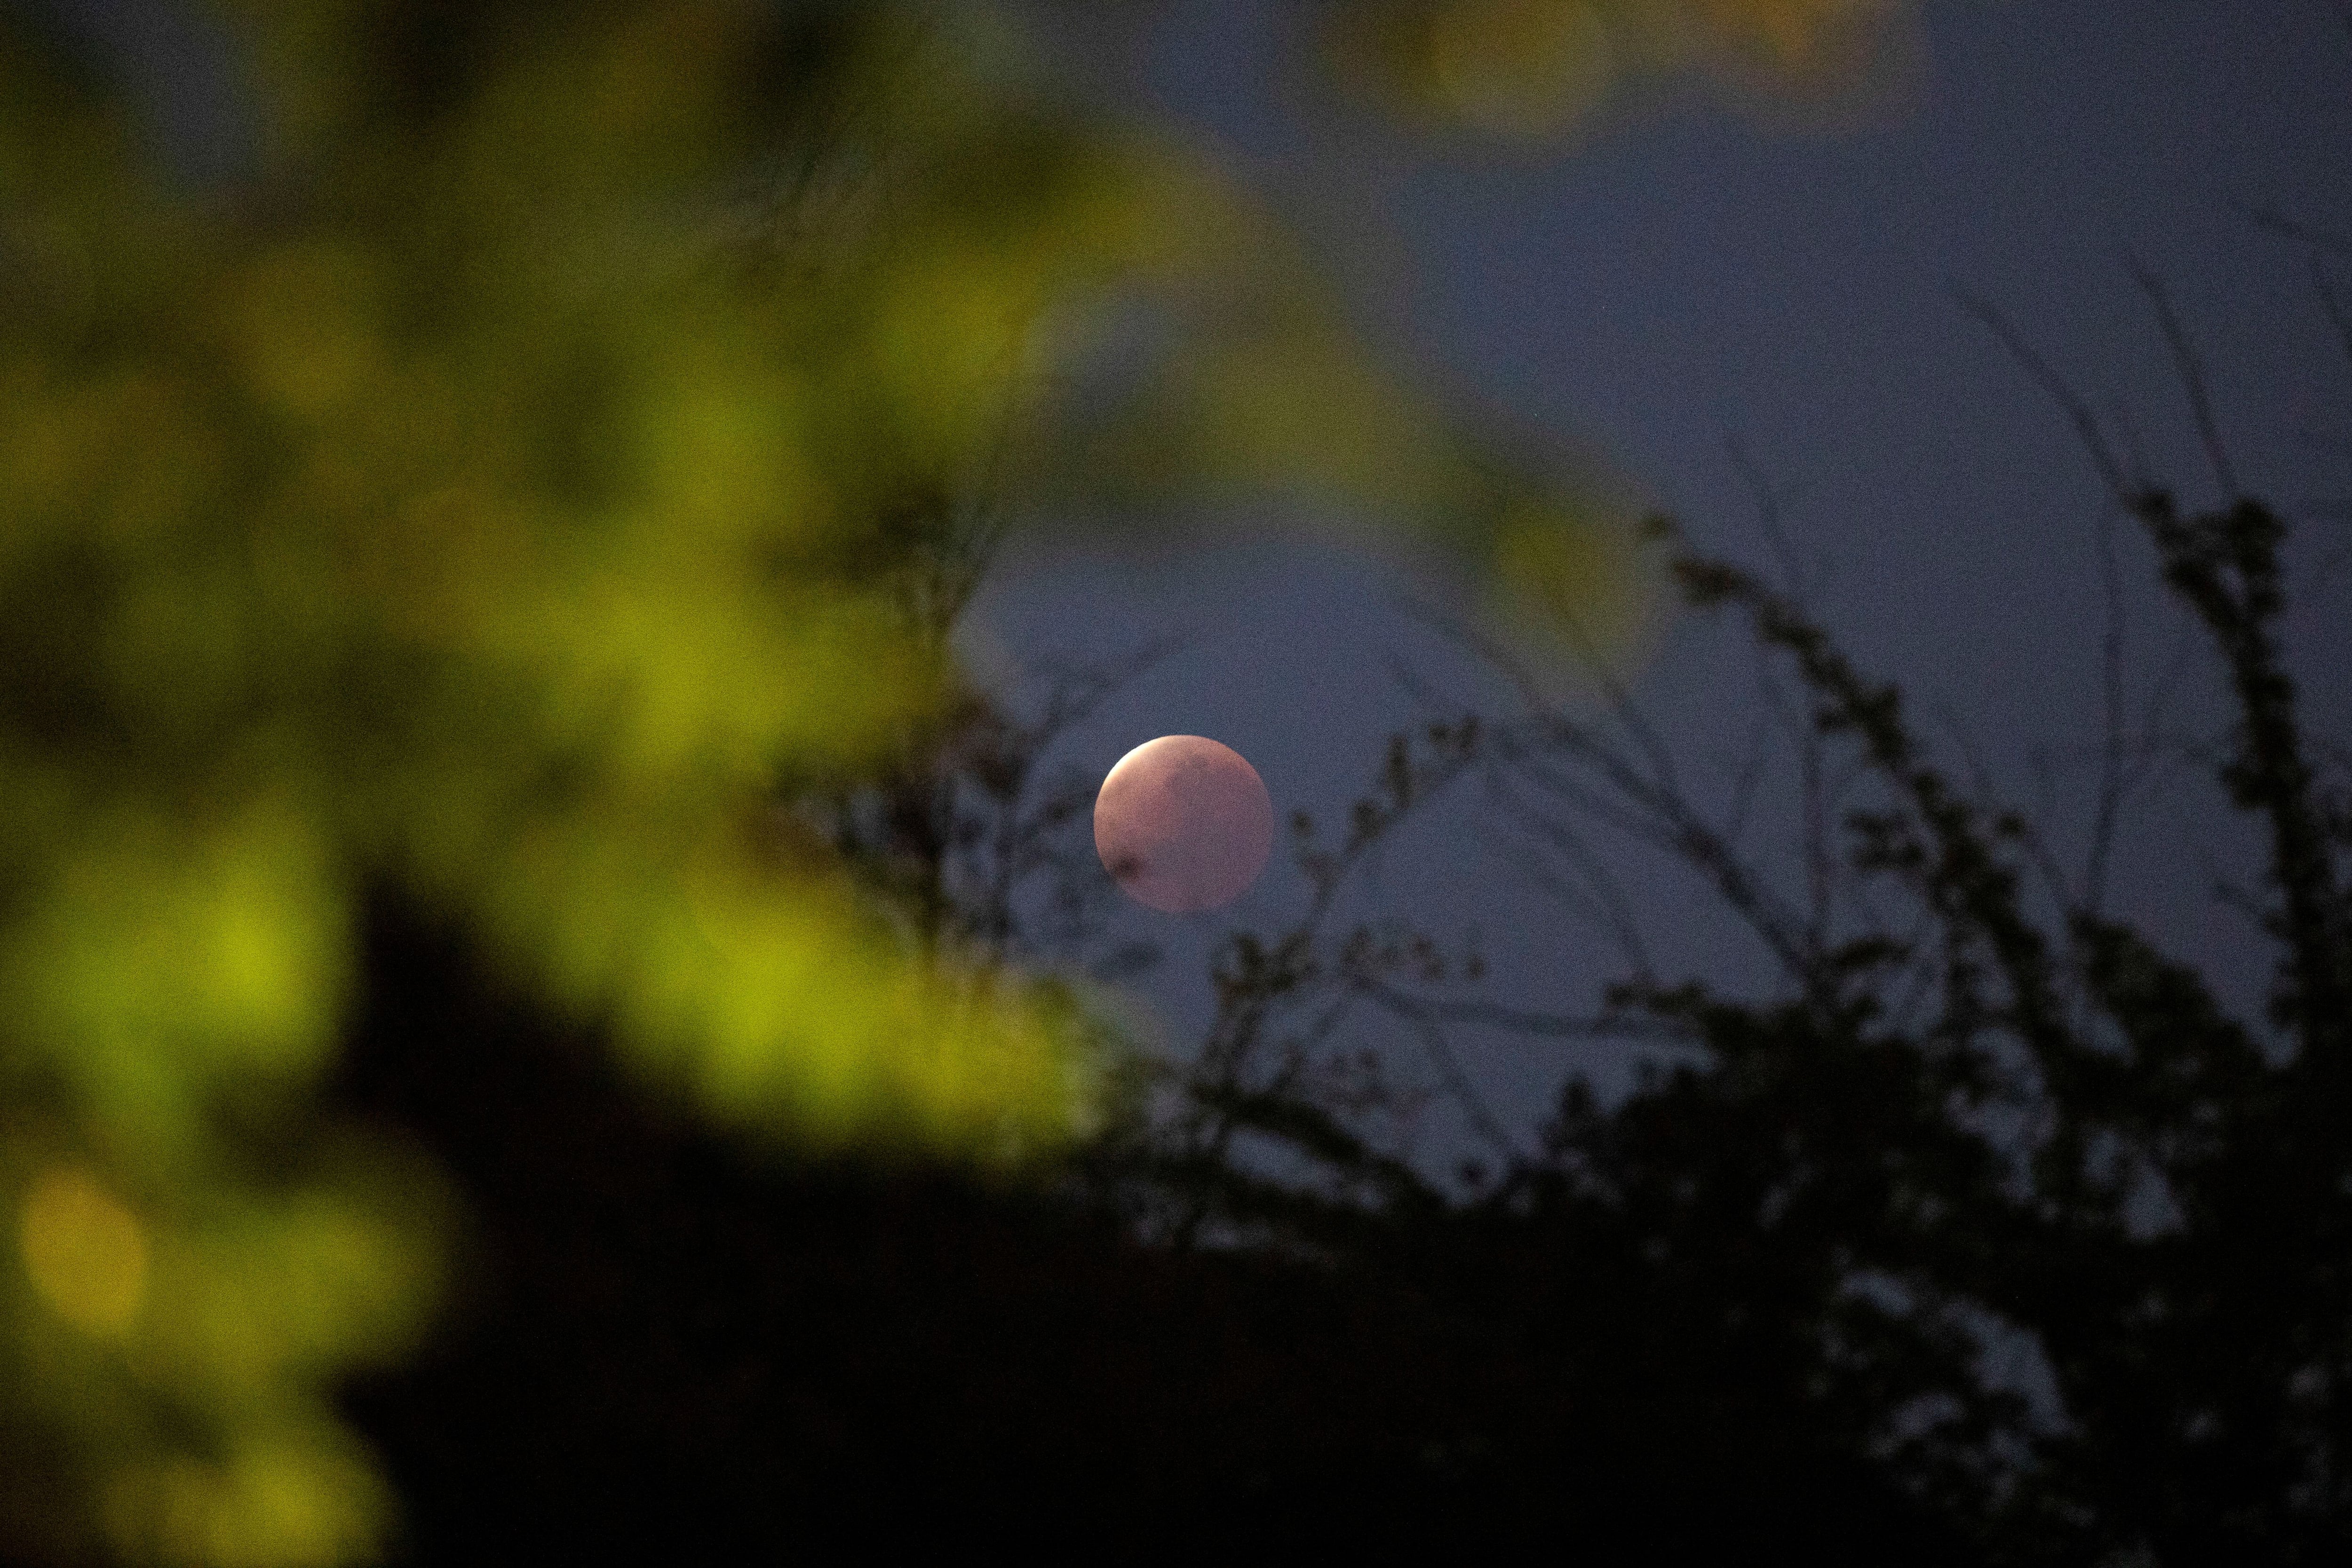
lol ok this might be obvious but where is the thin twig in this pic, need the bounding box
[1954,285,2133,505]
[2085,501,2129,919]
[2127,258,2242,501]
[2235,199,2352,259]
[1358,983,1525,1158]
[1726,435,1810,603]
[1364,990,1695,1044]
[1486,777,1660,982]
[2314,260,2352,371]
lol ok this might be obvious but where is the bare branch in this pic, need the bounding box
[1954,285,2133,505]
[2127,259,2243,501]
[2235,199,2352,259]
[1726,435,1811,603]
[1484,776,1660,982]
[1721,707,1778,849]
[2085,501,2130,919]
[1361,989,1697,1045]
[2314,259,2352,372]
[1357,983,1525,1159]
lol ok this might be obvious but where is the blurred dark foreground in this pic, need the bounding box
[343,902,1962,1562]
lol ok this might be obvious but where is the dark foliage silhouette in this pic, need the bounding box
[340,281,2348,1560]
[1139,304,2351,1560]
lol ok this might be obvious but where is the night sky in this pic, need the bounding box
[977,0,2352,1156]
[42,0,2352,1154]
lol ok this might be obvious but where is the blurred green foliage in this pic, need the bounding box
[0,0,1901,1560]
[1329,0,1913,137]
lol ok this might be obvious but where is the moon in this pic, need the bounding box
[1093,735,1274,913]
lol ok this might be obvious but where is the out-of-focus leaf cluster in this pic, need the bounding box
[0,0,1645,1560]
[1327,0,1914,139]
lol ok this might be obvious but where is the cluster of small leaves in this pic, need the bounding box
[1076,475,2346,1556]
[1480,486,2348,1560]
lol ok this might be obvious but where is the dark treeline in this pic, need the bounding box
[339,904,1957,1560]
[342,461,2350,1563]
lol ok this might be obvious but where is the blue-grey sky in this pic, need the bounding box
[40,0,2352,1157]
[977,0,2352,1156]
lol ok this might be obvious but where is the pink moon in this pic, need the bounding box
[1093,735,1274,914]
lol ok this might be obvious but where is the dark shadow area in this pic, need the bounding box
[339,900,1965,1561]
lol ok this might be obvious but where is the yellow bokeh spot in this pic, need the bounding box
[1341,0,1911,137]
[1487,503,1657,676]
[105,1444,388,1568]
[1700,0,1888,73]
[226,244,386,420]
[20,1166,149,1336]
[1429,0,1614,137]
